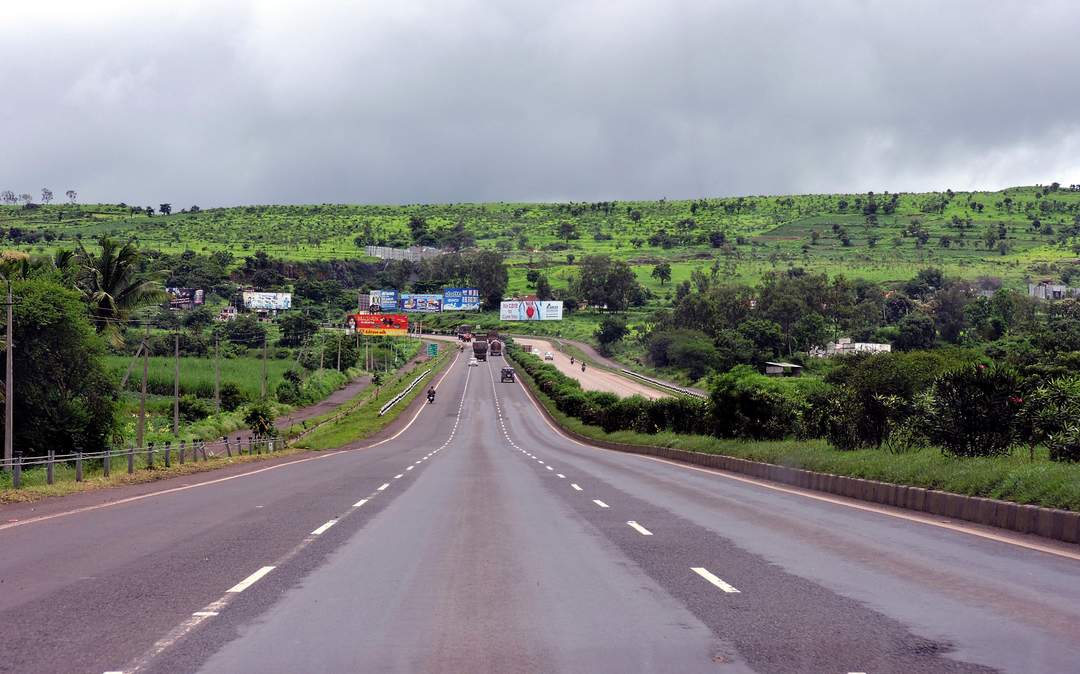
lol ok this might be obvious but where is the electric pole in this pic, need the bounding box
[137,321,149,449]
[3,279,12,469]
[261,332,268,398]
[214,337,221,413]
[173,331,180,436]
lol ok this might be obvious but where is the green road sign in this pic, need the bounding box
[427,343,438,357]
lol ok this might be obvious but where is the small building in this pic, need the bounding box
[1028,280,1079,301]
[217,306,238,322]
[764,361,803,377]
[811,338,892,358]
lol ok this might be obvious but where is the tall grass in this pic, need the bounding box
[107,355,294,399]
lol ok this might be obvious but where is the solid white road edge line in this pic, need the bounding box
[691,567,740,593]
[310,519,337,535]
[227,566,276,593]
[627,521,653,536]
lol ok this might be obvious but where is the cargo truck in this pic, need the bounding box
[473,339,488,362]
[489,339,503,357]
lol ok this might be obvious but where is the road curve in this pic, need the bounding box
[0,357,1078,673]
[514,336,667,399]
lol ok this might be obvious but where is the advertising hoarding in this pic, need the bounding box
[369,289,399,312]
[399,293,443,313]
[442,287,481,311]
[166,287,204,310]
[347,313,409,336]
[499,300,564,321]
[242,291,292,311]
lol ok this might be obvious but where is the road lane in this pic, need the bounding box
[513,337,666,399]
[494,368,1080,673]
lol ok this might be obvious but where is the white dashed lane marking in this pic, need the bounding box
[691,567,740,593]
[627,521,653,536]
[227,566,276,593]
[377,483,390,491]
[593,499,610,509]
[310,520,337,536]
[571,483,582,491]
[352,499,368,508]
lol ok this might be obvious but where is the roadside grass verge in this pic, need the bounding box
[512,354,1080,512]
[291,349,454,451]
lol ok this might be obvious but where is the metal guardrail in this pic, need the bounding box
[378,368,433,416]
[619,370,705,398]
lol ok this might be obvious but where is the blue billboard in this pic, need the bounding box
[369,289,398,312]
[399,293,443,313]
[442,287,481,311]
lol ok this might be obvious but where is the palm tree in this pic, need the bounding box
[76,237,164,345]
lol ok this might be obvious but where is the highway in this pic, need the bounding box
[1,354,1078,673]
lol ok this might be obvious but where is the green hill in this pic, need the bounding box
[2,185,1079,292]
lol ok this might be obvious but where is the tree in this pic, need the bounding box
[792,312,830,351]
[439,220,474,251]
[573,254,638,312]
[19,193,33,206]
[277,312,320,347]
[557,221,578,242]
[65,190,77,204]
[159,203,172,216]
[40,187,53,204]
[1,278,118,457]
[75,237,164,345]
[893,312,936,351]
[466,250,508,310]
[144,206,155,217]
[595,315,629,352]
[0,190,15,205]
[535,274,553,300]
[651,262,672,286]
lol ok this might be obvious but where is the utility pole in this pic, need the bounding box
[173,331,180,436]
[261,332,268,398]
[336,334,341,371]
[214,337,221,413]
[137,321,149,449]
[3,279,12,470]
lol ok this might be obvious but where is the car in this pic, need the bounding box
[544,351,555,360]
[468,357,479,367]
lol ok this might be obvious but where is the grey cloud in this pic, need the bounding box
[1,0,1078,207]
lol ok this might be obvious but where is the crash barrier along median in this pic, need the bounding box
[511,356,1080,546]
[379,368,434,416]
[619,370,705,398]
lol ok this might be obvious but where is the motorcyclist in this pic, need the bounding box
[427,386,436,403]
[570,356,575,364]
[581,362,586,372]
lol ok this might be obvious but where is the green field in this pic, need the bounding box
[106,355,295,400]
[4,185,1078,292]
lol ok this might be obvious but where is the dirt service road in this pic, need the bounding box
[513,337,667,399]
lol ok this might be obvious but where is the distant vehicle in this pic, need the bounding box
[468,357,479,367]
[489,339,503,357]
[473,339,488,362]
[500,367,515,382]
[427,387,436,404]
[457,325,473,342]
[522,344,533,353]
[544,351,554,360]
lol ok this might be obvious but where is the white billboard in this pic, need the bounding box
[243,291,292,310]
[500,300,564,321]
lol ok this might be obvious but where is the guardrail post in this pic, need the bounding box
[75,452,84,482]
[147,442,155,469]
[178,440,186,464]
[236,436,244,455]
[127,444,134,474]
[223,436,231,458]
[200,441,208,461]
[47,450,55,485]
[164,441,171,468]
[247,436,254,455]
[255,436,262,455]
[12,451,20,488]
[103,447,111,478]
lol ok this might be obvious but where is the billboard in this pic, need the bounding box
[399,293,443,313]
[243,291,292,311]
[369,289,398,312]
[166,287,204,310]
[442,287,481,311]
[500,300,564,321]
[347,313,409,336]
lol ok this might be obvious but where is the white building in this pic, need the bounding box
[811,337,892,358]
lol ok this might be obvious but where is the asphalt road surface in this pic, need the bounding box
[1,355,1079,673]
[513,337,667,399]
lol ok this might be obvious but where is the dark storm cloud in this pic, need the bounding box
[1,0,1078,206]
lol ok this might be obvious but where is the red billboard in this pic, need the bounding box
[347,313,409,336]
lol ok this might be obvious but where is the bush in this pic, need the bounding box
[1047,424,1080,463]
[178,395,213,422]
[243,399,277,436]
[709,365,828,440]
[1018,375,1080,462]
[219,381,247,412]
[926,364,1021,457]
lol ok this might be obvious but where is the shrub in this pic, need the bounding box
[1018,375,1080,462]
[709,366,827,440]
[1047,424,1080,463]
[178,395,213,422]
[243,399,277,436]
[926,364,1021,457]
[219,381,247,412]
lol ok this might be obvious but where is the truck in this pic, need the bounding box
[489,339,503,357]
[457,325,474,342]
[473,339,488,362]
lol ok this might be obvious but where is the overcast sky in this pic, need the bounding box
[1,0,1078,207]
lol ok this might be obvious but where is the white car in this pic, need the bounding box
[544,352,555,360]
[468,357,479,367]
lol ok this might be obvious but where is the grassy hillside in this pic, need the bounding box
[2,185,1079,291]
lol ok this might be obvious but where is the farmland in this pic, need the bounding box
[2,185,1078,295]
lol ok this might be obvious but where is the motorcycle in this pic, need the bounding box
[581,362,586,372]
[427,390,436,404]
[570,356,575,365]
